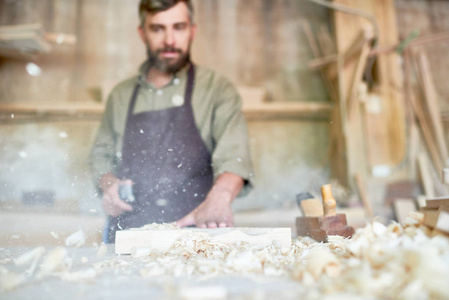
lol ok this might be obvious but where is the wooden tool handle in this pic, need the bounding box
[321,184,336,216]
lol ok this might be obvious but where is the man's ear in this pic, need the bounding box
[138,25,145,43]
[190,24,197,41]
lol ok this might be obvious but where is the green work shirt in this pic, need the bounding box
[89,61,254,196]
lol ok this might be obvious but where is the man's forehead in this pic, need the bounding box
[145,2,190,25]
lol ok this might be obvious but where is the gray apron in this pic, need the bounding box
[106,64,213,243]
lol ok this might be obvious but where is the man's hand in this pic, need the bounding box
[176,173,244,228]
[99,173,133,217]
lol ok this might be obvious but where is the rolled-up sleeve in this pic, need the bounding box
[89,94,119,185]
[210,81,254,196]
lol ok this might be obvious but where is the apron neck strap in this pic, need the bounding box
[184,62,195,105]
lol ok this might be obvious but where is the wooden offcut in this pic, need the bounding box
[115,227,292,255]
[296,214,354,243]
[393,198,417,224]
[296,184,355,242]
[426,196,449,209]
[420,205,449,234]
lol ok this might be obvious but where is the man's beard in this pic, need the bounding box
[146,46,190,74]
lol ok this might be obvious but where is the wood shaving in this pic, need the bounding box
[132,222,179,231]
[131,217,449,298]
[14,247,45,266]
[96,243,108,258]
[303,246,341,278]
[38,247,69,278]
[65,229,86,248]
[14,247,45,277]
[0,271,26,292]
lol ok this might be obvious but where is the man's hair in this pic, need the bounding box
[139,0,194,26]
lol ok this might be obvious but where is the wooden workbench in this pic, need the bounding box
[0,246,305,300]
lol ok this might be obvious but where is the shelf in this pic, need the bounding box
[0,100,333,122]
[242,101,332,120]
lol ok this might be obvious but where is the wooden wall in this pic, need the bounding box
[0,0,333,213]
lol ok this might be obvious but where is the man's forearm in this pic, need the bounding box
[208,172,244,203]
[98,172,119,193]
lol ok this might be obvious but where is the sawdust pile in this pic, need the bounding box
[1,212,449,299]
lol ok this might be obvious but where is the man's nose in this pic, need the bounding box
[164,29,175,46]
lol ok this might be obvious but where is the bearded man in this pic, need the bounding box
[89,0,253,243]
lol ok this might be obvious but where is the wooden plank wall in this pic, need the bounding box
[0,0,333,212]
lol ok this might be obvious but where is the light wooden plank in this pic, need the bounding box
[418,153,436,199]
[355,173,374,219]
[435,206,449,234]
[421,205,449,234]
[416,52,449,163]
[115,227,292,254]
[347,40,370,120]
[420,207,439,228]
[393,198,417,224]
[443,169,449,185]
[410,88,444,173]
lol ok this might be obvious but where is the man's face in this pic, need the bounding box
[138,2,196,73]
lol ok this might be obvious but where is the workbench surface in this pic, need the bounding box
[0,245,305,300]
[2,214,449,300]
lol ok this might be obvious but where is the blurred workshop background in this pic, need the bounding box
[1,0,449,245]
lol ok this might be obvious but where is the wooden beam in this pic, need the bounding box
[301,20,322,58]
[301,20,338,103]
[347,41,370,120]
[408,56,444,173]
[355,173,374,220]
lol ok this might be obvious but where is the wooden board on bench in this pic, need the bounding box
[115,227,292,254]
